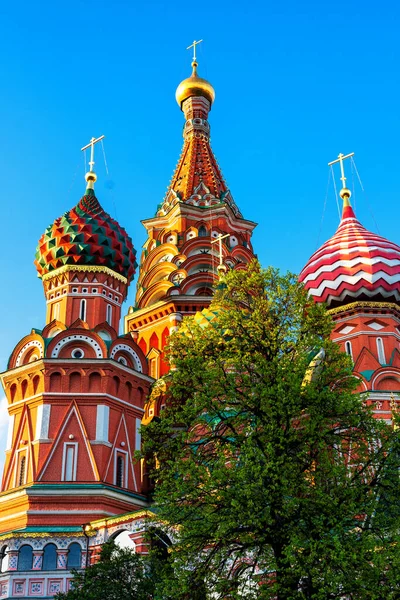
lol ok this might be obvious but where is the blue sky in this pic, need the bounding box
[0,0,399,377]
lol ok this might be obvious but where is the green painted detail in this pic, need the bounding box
[15,526,82,533]
[34,191,137,282]
[360,370,375,381]
[28,483,147,501]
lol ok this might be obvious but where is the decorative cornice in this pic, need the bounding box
[0,530,83,541]
[328,300,400,316]
[89,509,155,529]
[41,265,128,284]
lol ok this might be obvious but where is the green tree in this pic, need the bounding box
[56,540,155,600]
[142,262,400,600]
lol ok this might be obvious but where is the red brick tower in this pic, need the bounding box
[300,153,400,419]
[0,140,151,597]
[125,49,257,390]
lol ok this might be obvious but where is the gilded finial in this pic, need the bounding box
[81,135,105,191]
[328,152,355,205]
[176,40,215,109]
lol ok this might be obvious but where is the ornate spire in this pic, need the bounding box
[157,47,240,218]
[81,135,105,193]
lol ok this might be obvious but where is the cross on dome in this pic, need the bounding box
[81,135,105,190]
[328,152,354,202]
[187,39,203,62]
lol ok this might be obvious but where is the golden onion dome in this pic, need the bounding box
[175,61,215,109]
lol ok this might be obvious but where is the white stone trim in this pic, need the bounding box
[15,341,43,367]
[51,335,103,358]
[110,344,142,372]
[95,405,110,443]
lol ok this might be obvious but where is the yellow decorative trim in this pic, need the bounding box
[89,509,154,529]
[0,531,83,541]
[41,265,127,284]
[328,301,400,316]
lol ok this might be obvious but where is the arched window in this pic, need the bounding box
[50,372,62,392]
[345,341,353,360]
[89,372,101,392]
[21,379,28,399]
[52,302,60,321]
[377,337,386,364]
[10,383,17,402]
[106,304,112,325]
[116,455,125,487]
[0,546,9,573]
[198,225,207,237]
[67,543,82,569]
[69,372,82,393]
[125,381,133,402]
[33,375,40,395]
[42,543,57,571]
[17,545,33,571]
[112,376,120,396]
[80,299,87,321]
[18,455,26,486]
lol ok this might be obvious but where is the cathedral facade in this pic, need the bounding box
[0,55,399,598]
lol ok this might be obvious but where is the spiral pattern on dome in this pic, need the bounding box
[34,190,137,282]
[299,204,400,307]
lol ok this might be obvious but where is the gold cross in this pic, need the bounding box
[211,233,229,268]
[187,39,203,62]
[81,135,105,173]
[328,152,354,190]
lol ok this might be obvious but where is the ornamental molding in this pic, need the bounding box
[329,300,400,316]
[41,265,128,284]
[15,340,44,367]
[110,344,142,372]
[51,335,103,359]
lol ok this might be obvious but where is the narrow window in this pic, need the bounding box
[106,304,112,325]
[62,443,77,481]
[377,337,386,364]
[42,543,57,570]
[53,302,60,321]
[17,545,33,571]
[18,455,26,486]
[80,299,86,321]
[0,545,9,573]
[67,543,82,569]
[345,340,353,360]
[116,455,125,487]
[198,225,207,237]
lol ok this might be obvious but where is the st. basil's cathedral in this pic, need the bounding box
[0,48,399,598]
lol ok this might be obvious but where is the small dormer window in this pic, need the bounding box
[92,288,98,294]
[72,288,78,293]
[82,288,88,293]
[71,349,84,359]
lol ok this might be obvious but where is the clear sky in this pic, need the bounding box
[0,0,399,377]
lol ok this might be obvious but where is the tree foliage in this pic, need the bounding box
[142,262,400,600]
[56,540,155,600]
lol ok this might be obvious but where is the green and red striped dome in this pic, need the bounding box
[34,190,137,282]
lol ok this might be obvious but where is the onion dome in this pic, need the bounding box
[34,176,137,282]
[299,195,400,307]
[176,60,215,109]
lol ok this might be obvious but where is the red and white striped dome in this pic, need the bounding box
[299,201,400,307]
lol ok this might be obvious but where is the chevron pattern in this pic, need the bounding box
[299,204,400,307]
[34,189,137,282]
